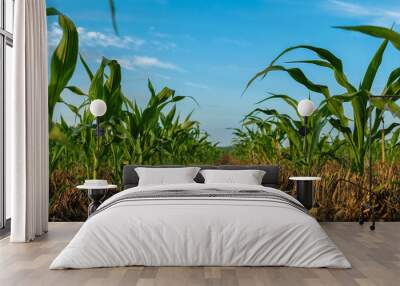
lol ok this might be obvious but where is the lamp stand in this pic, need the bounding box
[94,117,101,179]
[96,116,100,155]
[359,96,375,230]
[361,94,400,230]
[303,116,308,155]
[299,116,309,174]
[368,95,375,230]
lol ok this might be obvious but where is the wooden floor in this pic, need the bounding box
[0,222,399,286]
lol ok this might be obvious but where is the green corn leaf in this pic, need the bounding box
[371,98,400,118]
[329,118,352,136]
[88,58,107,100]
[256,93,299,114]
[286,59,331,68]
[386,67,400,87]
[148,80,157,98]
[361,40,388,91]
[108,0,119,35]
[61,100,82,120]
[158,87,175,103]
[105,60,122,92]
[269,45,355,92]
[65,86,86,96]
[335,25,400,50]
[79,53,94,80]
[246,65,331,97]
[46,7,62,16]
[391,128,400,145]
[371,123,400,141]
[286,59,355,92]
[270,45,343,69]
[47,8,79,122]
[171,95,185,102]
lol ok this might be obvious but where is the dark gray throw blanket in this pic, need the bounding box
[91,189,307,217]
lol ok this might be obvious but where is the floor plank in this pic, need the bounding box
[0,222,399,286]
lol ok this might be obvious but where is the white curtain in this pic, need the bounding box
[7,0,49,242]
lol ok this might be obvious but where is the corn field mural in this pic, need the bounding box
[47,7,400,222]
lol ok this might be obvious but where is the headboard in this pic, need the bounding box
[122,165,280,190]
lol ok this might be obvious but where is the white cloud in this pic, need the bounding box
[151,40,177,51]
[118,56,182,71]
[48,22,145,49]
[149,27,171,39]
[328,0,371,16]
[48,23,182,73]
[77,27,145,49]
[326,0,400,25]
[184,81,208,89]
[48,22,63,47]
[48,23,178,55]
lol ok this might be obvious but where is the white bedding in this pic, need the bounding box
[50,183,351,269]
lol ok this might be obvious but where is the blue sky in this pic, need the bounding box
[47,0,400,146]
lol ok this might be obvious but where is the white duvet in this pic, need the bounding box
[50,183,351,269]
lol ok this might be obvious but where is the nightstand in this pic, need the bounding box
[77,184,117,216]
[289,177,321,210]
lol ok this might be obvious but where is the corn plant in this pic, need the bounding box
[232,121,285,164]
[245,33,400,174]
[241,94,341,174]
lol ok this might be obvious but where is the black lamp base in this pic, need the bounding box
[87,189,108,216]
[296,180,314,210]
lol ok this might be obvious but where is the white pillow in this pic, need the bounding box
[200,169,266,185]
[135,167,200,186]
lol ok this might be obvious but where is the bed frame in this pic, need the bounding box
[123,165,280,190]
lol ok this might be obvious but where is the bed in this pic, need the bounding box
[50,165,351,269]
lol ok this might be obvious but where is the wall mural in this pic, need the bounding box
[47,1,400,222]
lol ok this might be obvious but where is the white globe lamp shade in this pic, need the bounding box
[90,99,107,117]
[297,99,315,117]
